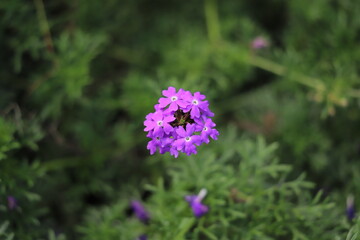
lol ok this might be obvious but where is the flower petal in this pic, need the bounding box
[194,92,206,100]
[153,127,164,137]
[168,101,179,112]
[191,135,202,146]
[164,115,175,123]
[158,97,171,108]
[162,86,176,97]
[163,123,173,134]
[186,124,196,135]
[144,120,155,131]
[190,106,200,119]
[176,126,187,137]
[151,111,163,121]
[174,139,185,150]
[192,201,209,218]
[177,100,188,108]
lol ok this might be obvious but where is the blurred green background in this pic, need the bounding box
[1,0,360,239]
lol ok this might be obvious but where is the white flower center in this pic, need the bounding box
[192,99,198,105]
[171,96,178,101]
[203,127,208,131]
[185,137,191,142]
[157,121,163,126]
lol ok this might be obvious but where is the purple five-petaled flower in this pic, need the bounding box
[195,118,219,144]
[173,124,202,156]
[144,111,175,137]
[131,200,150,224]
[144,87,219,157]
[184,91,213,119]
[158,87,188,112]
[185,189,209,218]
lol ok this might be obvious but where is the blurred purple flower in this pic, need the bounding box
[131,200,150,224]
[347,195,356,220]
[7,196,17,210]
[185,189,209,218]
[136,234,147,240]
[251,36,269,50]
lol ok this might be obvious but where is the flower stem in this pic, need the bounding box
[248,55,326,92]
[204,0,221,44]
[348,89,360,98]
[33,0,54,53]
[202,4,360,100]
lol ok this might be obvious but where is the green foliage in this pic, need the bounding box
[78,202,142,240]
[0,116,45,239]
[0,221,15,240]
[0,117,18,160]
[80,135,348,239]
[1,0,359,239]
[32,31,106,119]
[347,218,360,240]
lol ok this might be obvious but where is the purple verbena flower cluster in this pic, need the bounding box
[144,87,219,157]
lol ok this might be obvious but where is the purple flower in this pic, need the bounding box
[183,92,209,119]
[147,135,172,155]
[7,196,17,210]
[144,87,219,157]
[251,36,269,50]
[185,189,209,218]
[131,200,150,224]
[195,118,219,144]
[158,87,188,111]
[173,124,202,155]
[144,111,175,137]
[347,195,356,221]
[136,235,147,240]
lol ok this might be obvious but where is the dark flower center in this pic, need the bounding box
[170,109,194,128]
